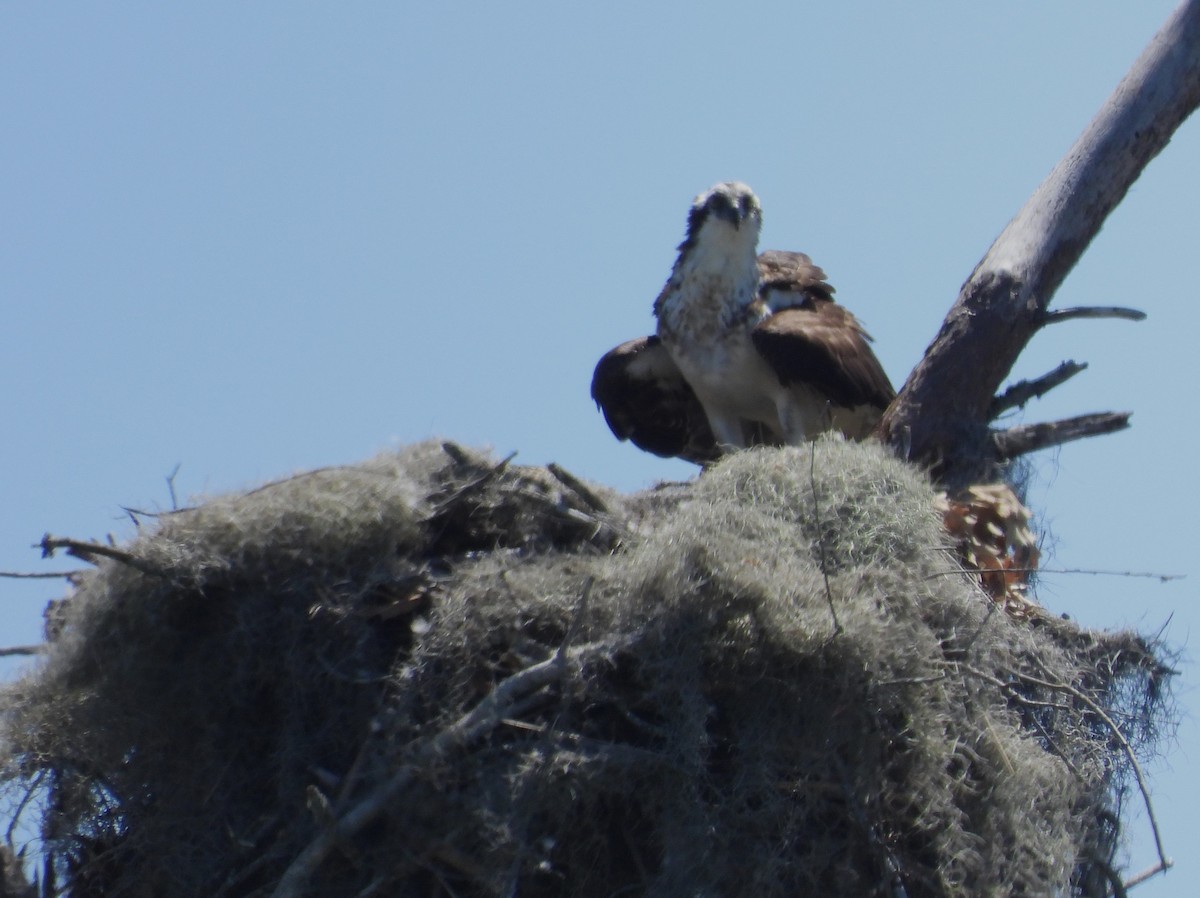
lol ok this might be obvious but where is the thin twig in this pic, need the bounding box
[429,451,518,513]
[547,463,610,515]
[0,570,81,580]
[924,566,1183,583]
[808,442,841,636]
[1017,664,1172,875]
[1123,858,1173,890]
[4,771,45,845]
[165,463,182,511]
[1041,306,1147,325]
[36,535,165,578]
[958,601,1001,657]
[557,577,594,665]
[989,361,1088,419]
[0,645,44,657]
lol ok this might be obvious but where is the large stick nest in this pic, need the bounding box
[0,440,1172,897]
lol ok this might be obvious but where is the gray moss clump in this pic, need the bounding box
[0,440,1171,898]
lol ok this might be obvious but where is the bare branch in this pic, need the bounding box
[925,566,1184,584]
[1018,664,1173,875]
[547,462,611,514]
[1123,858,1174,890]
[989,361,1088,419]
[0,570,82,580]
[1041,306,1147,325]
[880,0,1200,485]
[0,645,44,657]
[37,534,165,578]
[165,463,182,511]
[809,443,842,637]
[992,412,1131,460]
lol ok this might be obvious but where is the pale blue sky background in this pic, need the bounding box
[2,3,1196,892]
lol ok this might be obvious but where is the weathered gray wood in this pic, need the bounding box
[879,0,1200,486]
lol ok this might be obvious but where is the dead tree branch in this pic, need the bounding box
[1041,306,1147,325]
[879,0,1200,486]
[0,645,44,657]
[992,412,1132,460]
[37,535,165,578]
[0,570,82,580]
[989,361,1089,419]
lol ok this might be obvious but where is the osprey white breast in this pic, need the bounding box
[654,182,784,447]
[594,181,895,461]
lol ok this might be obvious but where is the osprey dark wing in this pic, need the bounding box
[590,336,721,465]
[751,250,895,414]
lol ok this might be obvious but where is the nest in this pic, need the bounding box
[0,440,1172,897]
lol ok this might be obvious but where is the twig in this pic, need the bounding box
[992,412,1131,460]
[925,566,1183,583]
[547,463,610,515]
[958,601,1001,657]
[1123,858,1173,890]
[36,534,165,578]
[439,441,482,467]
[0,570,81,580]
[989,361,1088,419]
[270,638,618,898]
[5,771,45,845]
[165,463,182,511]
[0,645,44,657]
[1017,664,1172,875]
[557,578,593,665]
[1041,306,1147,325]
[808,443,841,637]
[429,451,518,513]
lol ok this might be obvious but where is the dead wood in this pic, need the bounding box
[879,0,1200,486]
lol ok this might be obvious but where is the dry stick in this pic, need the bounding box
[808,442,841,636]
[165,462,182,511]
[0,645,43,657]
[992,412,1131,461]
[879,0,1200,484]
[924,566,1184,583]
[36,534,165,578]
[1041,306,1147,325]
[270,639,615,898]
[546,462,610,515]
[3,771,44,846]
[1124,859,1174,891]
[1017,665,1172,878]
[989,361,1088,419]
[429,451,518,512]
[0,570,81,580]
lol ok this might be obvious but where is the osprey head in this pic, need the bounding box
[685,181,762,242]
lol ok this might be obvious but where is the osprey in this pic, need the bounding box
[592,181,894,463]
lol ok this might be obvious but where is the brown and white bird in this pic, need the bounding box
[592,181,894,463]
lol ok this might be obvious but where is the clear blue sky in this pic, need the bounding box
[2,3,1195,892]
